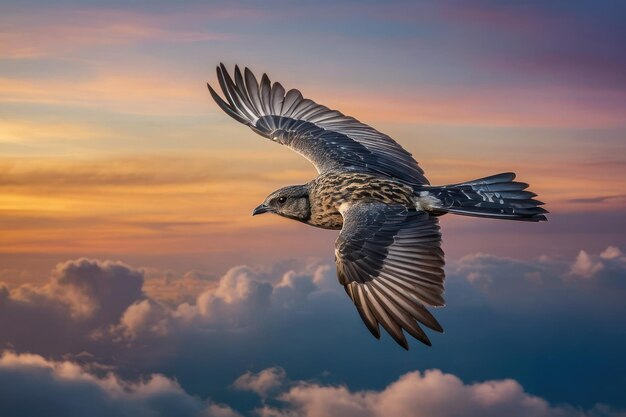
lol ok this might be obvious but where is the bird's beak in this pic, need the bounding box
[252,204,270,216]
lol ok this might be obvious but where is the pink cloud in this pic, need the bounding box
[569,250,604,279]
[567,246,625,280]
[233,367,287,398]
[600,246,623,260]
[12,258,143,321]
[256,368,621,417]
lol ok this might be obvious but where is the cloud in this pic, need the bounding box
[0,257,334,357]
[233,367,287,398]
[0,351,240,417]
[454,246,626,290]
[567,195,626,204]
[446,246,626,336]
[12,258,144,322]
[0,258,147,355]
[563,246,625,280]
[255,367,623,417]
[143,269,216,306]
[1,249,626,412]
[3,351,624,417]
[454,252,539,285]
[115,299,172,340]
[0,153,322,256]
[569,250,604,279]
[122,262,332,335]
[195,265,274,321]
[600,246,624,261]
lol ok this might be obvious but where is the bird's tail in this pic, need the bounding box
[420,172,547,221]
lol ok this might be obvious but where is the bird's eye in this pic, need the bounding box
[277,197,287,205]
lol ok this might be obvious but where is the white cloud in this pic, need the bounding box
[116,299,171,340]
[0,258,333,353]
[454,247,626,286]
[0,351,240,417]
[256,368,622,417]
[161,263,330,332]
[233,367,287,398]
[569,250,604,279]
[600,246,623,261]
[142,268,215,306]
[454,252,536,288]
[1,251,625,416]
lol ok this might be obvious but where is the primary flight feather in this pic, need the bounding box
[208,64,547,349]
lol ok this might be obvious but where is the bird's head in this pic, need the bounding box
[253,185,311,222]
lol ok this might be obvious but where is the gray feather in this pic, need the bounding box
[208,65,429,186]
[335,202,445,349]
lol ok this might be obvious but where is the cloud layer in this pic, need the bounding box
[1,352,623,417]
[0,257,335,359]
[1,0,625,275]
[0,351,240,417]
[257,368,621,417]
[0,246,625,413]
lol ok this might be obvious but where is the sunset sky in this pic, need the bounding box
[1,1,625,416]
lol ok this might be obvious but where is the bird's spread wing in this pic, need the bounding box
[335,202,445,349]
[208,64,428,185]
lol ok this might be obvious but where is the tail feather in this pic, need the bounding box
[424,173,548,222]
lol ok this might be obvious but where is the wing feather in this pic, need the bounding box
[244,68,264,115]
[259,74,272,117]
[208,64,429,185]
[369,281,431,346]
[335,203,445,349]
[352,284,380,339]
[364,283,408,349]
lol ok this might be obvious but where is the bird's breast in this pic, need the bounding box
[306,172,415,229]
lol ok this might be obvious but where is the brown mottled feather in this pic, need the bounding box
[307,172,415,229]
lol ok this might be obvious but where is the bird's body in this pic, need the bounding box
[208,64,547,349]
[307,172,416,229]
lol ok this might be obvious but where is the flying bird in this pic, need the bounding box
[207,64,547,349]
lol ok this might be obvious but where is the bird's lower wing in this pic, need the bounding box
[335,203,445,349]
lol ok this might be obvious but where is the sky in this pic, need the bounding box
[0,0,625,416]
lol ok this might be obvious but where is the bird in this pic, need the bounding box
[207,64,547,350]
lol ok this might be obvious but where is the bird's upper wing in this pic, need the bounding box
[335,202,445,349]
[207,64,429,186]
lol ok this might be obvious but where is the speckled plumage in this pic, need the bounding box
[307,172,415,229]
[208,64,547,350]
